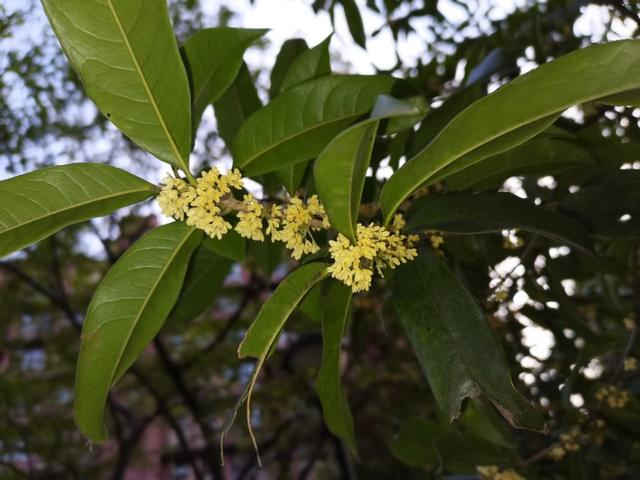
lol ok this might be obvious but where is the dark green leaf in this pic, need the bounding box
[269,38,308,98]
[170,244,233,325]
[74,222,202,441]
[382,40,640,222]
[214,62,262,148]
[316,281,358,456]
[0,164,155,257]
[393,248,546,431]
[238,263,330,360]
[444,134,597,191]
[560,170,640,238]
[203,230,246,261]
[341,0,366,48]
[42,0,192,171]
[232,75,396,176]
[315,95,425,241]
[406,192,594,254]
[182,27,267,135]
[280,35,332,92]
[389,417,443,467]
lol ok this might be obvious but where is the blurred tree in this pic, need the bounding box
[1,1,640,479]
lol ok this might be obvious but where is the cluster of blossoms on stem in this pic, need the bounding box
[595,385,631,408]
[327,214,418,293]
[548,428,584,461]
[158,168,420,292]
[157,168,244,239]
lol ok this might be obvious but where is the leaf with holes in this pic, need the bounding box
[74,222,202,441]
[42,0,192,170]
[0,164,155,257]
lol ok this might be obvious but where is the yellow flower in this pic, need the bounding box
[235,194,264,241]
[267,195,329,260]
[157,176,196,221]
[392,213,406,230]
[548,446,566,461]
[624,357,638,372]
[624,315,636,330]
[328,223,417,292]
[595,385,631,408]
[477,465,525,480]
[430,232,444,250]
[502,230,524,250]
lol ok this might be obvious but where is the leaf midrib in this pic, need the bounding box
[385,82,640,221]
[107,226,198,385]
[0,187,153,237]
[105,0,188,171]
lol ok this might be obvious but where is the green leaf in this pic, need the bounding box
[341,0,366,48]
[182,27,267,135]
[42,0,192,171]
[269,38,309,98]
[385,95,429,134]
[393,248,546,431]
[444,133,597,191]
[389,417,443,467]
[272,36,332,193]
[213,62,262,148]
[381,40,640,222]
[0,164,155,257]
[170,244,233,325]
[315,95,426,241]
[560,170,640,238]
[202,230,246,261]
[238,263,330,360]
[406,192,594,254]
[280,35,332,92]
[315,281,358,456]
[74,222,202,441]
[232,75,396,176]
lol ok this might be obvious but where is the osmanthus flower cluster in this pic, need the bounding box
[157,168,419,292]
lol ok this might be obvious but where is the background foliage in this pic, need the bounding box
[1,0,640,479]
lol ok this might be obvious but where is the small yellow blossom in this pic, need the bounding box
[494,289,509,302]
[268,195,329,260]
[159,168,244,240]
[624,316,636,330]
[429,232,444,250]
[328,223,417,292]
[624,357,638,372]
[477,465,525,480]
[235,194,264,241]
[392,213,406,230]
[559,431,581,452]
[502,230,524,250]
[595,385,631,409]
[548,446,566,461]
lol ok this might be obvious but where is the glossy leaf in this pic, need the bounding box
[382,40,640,222]
[280,35,332,92]
[560,170,640,238]
[214,62,262,148]
[269,38,308,98]
[315,281,358,456]
[74,222,202,441]
[182,27,267,134]
[232,75,396,176]
[170,244,233,325]
[238,263,330,360]
[203,230,246,261]
[393,248,546,431]
[315,95,425,241]
[444,134,597,191]
[0,164,155,257]
[406,192,594,254]
[42,0,192,171]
